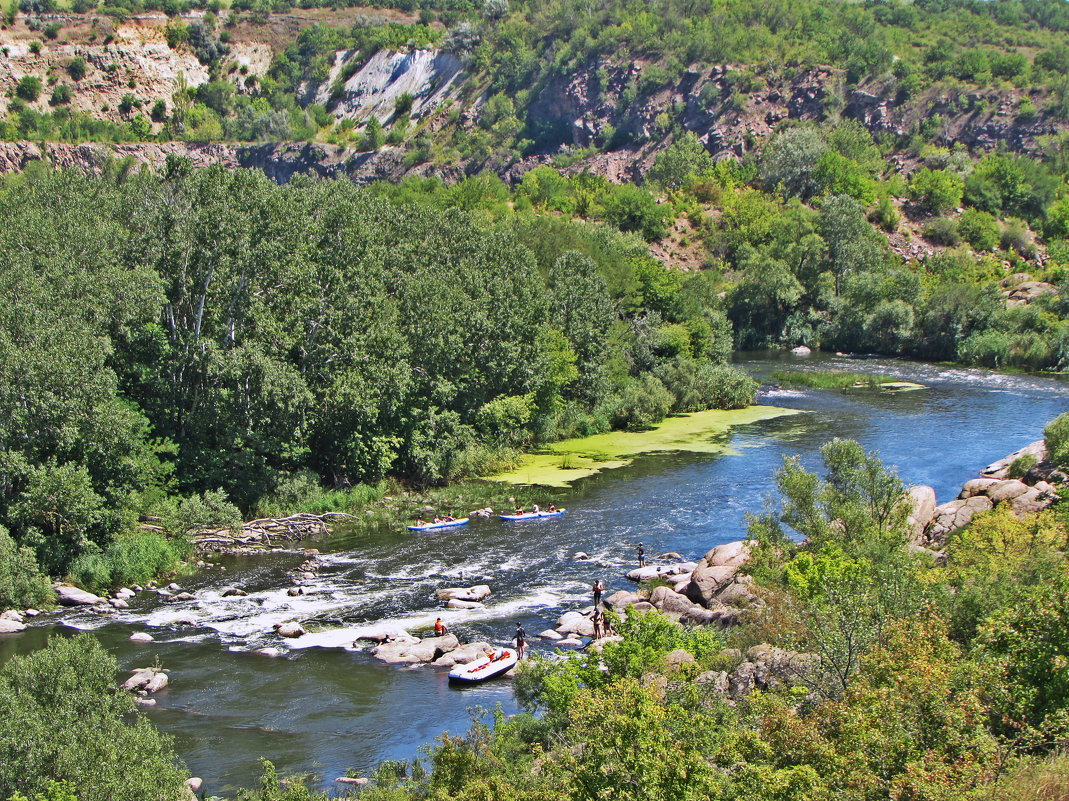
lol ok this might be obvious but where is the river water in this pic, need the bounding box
[2,352,1067,794]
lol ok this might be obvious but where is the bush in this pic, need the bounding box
[0,527,55,610]
[909,168,964,215]
[168,489,243,536]
[869,196,900,233]
[49,84,71,105]
[16,75,42,101]
[70,532,183,595]
[1001,218,1035,257]
[608,374,674,430]
[475,394,533,444]
[66,57,86,81]
[958,208,1000,251]
[602,184,668,242]
[394,91,414,116]
[0,633,190,801]
[1007,453,1038,479]
[1046,412,1069,468]
[924,216,960,246]
[43,21,59,38]
[760,125,829,199]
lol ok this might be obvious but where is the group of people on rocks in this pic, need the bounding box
[429,540,650,662]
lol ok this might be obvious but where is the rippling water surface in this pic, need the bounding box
[2,352,1067,793]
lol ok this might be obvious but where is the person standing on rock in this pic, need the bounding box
[592,608,603,639]
[515,623,526,658]
[637,542,646,567]
[592,579,603,607]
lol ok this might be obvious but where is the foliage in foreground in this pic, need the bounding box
[0,632,189,801]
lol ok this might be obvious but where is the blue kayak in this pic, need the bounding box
[499,509,566,521]
[407,517,469,531]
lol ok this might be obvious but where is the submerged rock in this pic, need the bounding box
[436,585,492,602]
[335,777,368,786]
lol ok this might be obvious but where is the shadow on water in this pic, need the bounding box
[3,352,1068,792]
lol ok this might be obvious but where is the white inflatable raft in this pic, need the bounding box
[448,648,518,683]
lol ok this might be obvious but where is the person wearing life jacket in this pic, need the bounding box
[434,618,447,637]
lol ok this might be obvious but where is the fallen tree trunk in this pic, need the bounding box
[192,512,358,554]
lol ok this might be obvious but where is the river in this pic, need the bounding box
[2,352,1067,794]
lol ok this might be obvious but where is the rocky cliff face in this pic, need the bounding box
[0,12,1062,188]
[312,48,464,124]
[0,138,455,186]
[0,13,271,127]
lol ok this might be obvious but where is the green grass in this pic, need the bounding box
[769,370,924,391]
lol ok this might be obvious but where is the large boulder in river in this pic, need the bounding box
[652,586,721,625]
[122,667,169,693]
[703,541,753,569]
[981,440,1046,479]
[144,671,169,694]
[275,621,305,638]
[436,585,491,602]
[0,619,26,634]
[684,565,740,608]
[556,611,595,637]
[625,565,666,582]
[605,590,644,610]
[373,634,460,664]
[53,584,105,607]
[683,541,753,608]
[432,641,492,667]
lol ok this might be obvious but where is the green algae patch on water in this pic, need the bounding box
[487,405,799,487]
[876,381,926,391]
[769,370,925,392]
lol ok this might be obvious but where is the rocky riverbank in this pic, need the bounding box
[909,439,1063,556]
